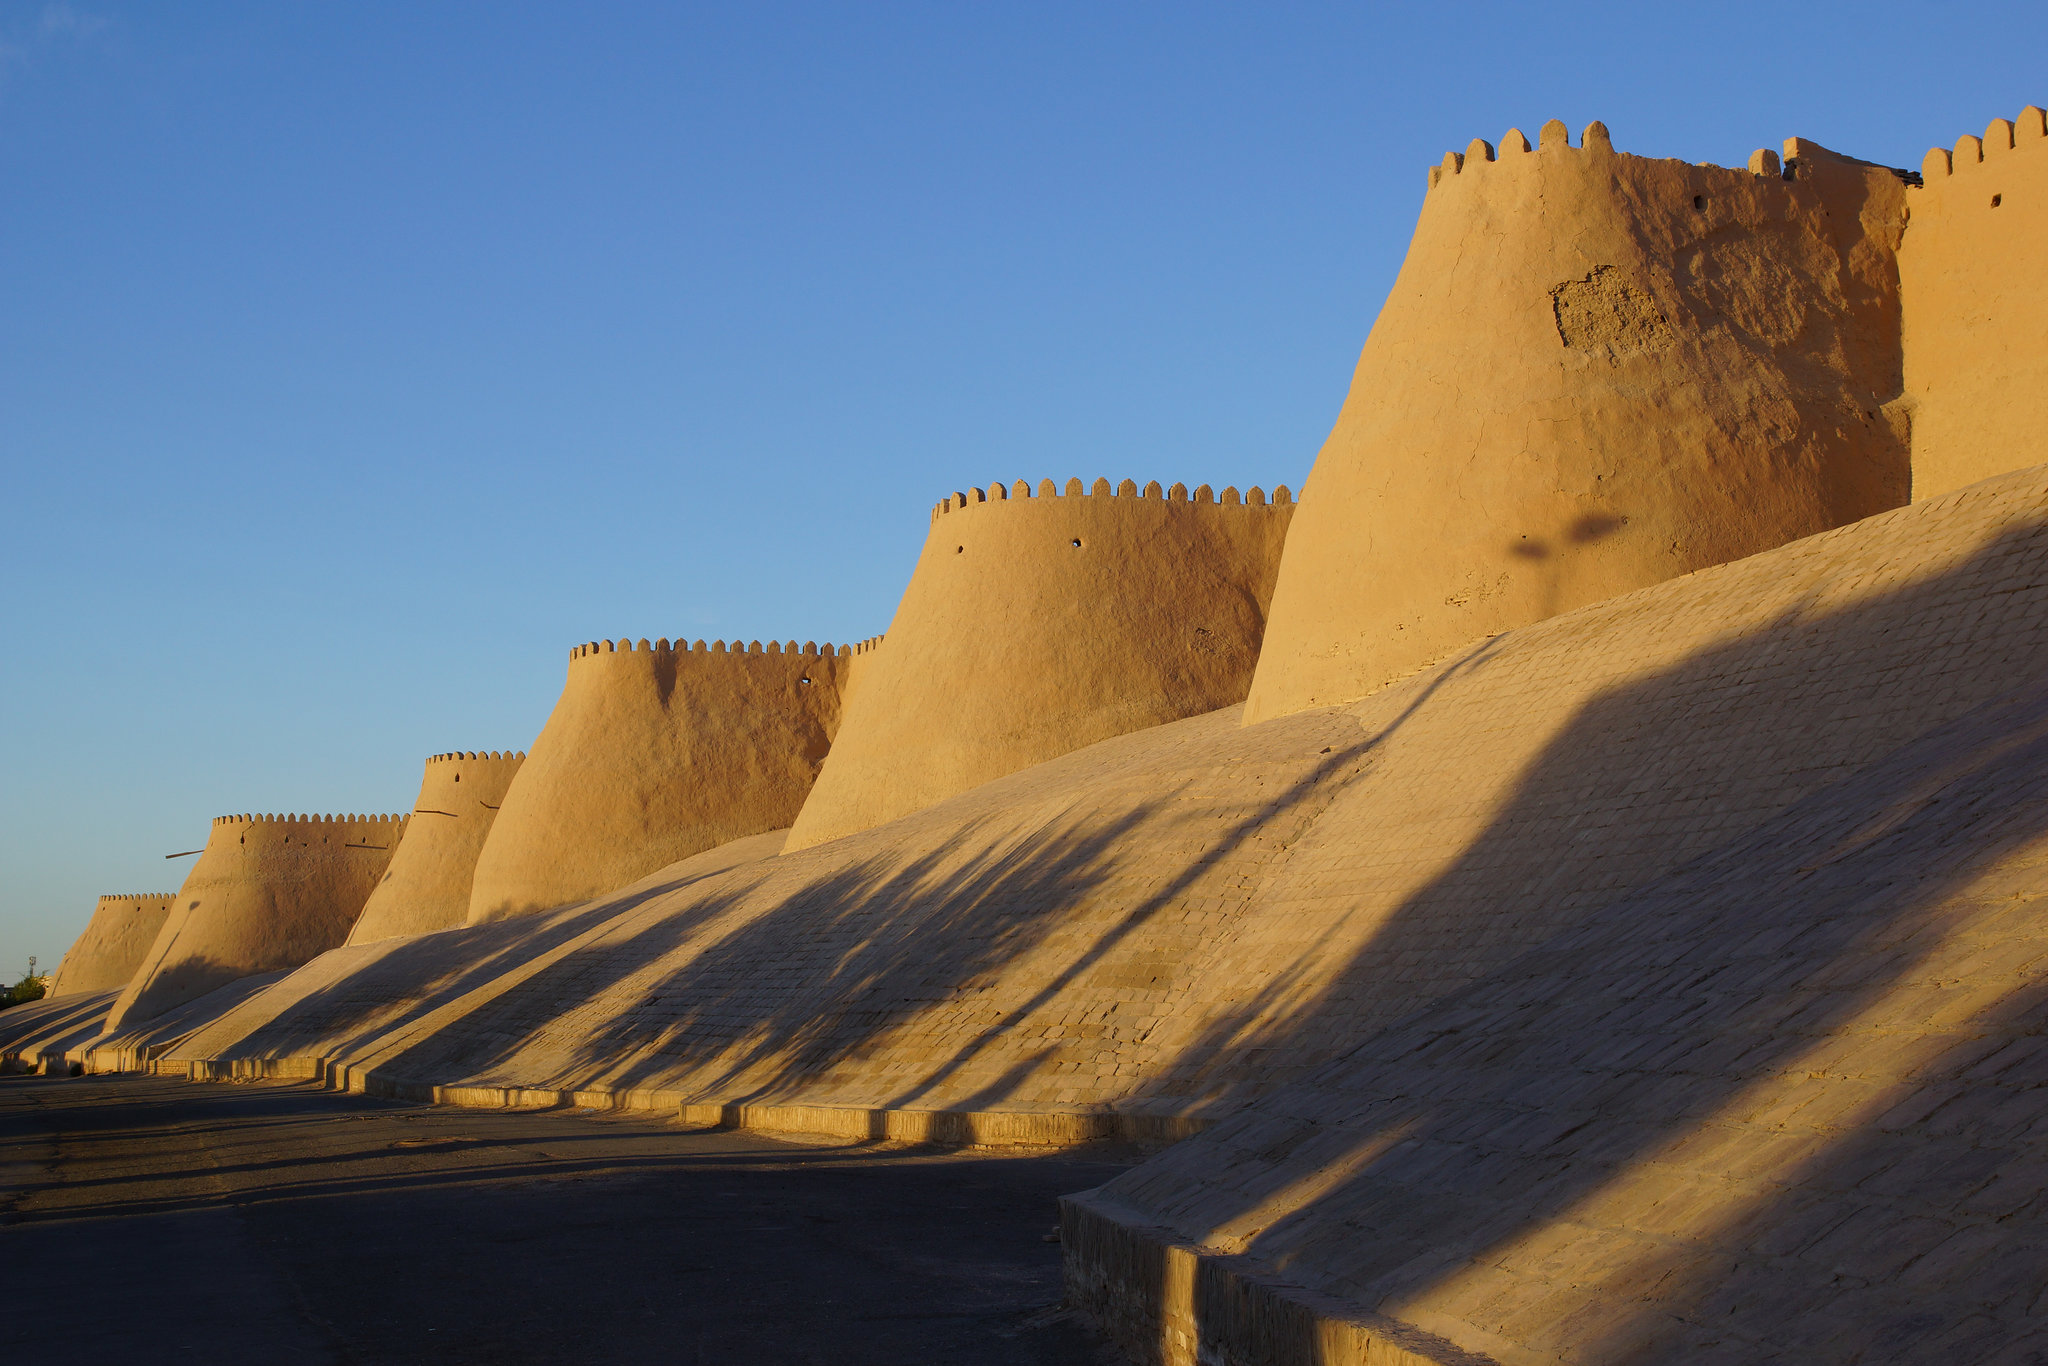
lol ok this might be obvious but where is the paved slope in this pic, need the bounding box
[1070,683,2048,1364]
[139,466,2048,1153]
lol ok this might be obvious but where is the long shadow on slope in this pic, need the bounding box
[1097,518,2048,1363]
[875,644,1493,1116]
[1155,514,2048,1096]
[359,657,1485,1109]
[193,854,786,1066]
[336,516,2048,1148]
[0,992,115,1055]
[1603,964,2048,1365]
[367,806,1188,1101]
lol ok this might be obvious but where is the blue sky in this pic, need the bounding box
[1,1,2039,971]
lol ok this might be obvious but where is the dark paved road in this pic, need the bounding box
[0,1073,1129,1365]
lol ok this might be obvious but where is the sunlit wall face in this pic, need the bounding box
[4,0,2042,966]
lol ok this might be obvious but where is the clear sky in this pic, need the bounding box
[1,0,2039,973]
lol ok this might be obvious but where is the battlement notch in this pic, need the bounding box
[1917,105,2047,182]
[569,637,865,662]
[932,478,1293,518]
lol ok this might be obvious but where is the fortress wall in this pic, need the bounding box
[347,750,526,944]
[1073,651,2048,1366]
[102,813,405,1034]
[150,831,791,1078]
[838,633,887,709]
[1243,121,1911,724]
[153,467,2048,1157]
[46,894,174,998]
[464,639,852,923]
[1900,106,2048,499]
[784,478,1294,850]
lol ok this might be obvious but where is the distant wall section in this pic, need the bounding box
[1901,106,2048,499]
[104,813,405,1032]
[1243,122,1910,722]
[465,638,855,923]
[348,751,526,944]
[785,478,1293,850]
[46,894,174,998]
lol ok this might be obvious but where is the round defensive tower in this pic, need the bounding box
[46,894,175,998]
[784,477,1294,851]
[346,750,526,944]
[103,812,406,1033]
[1900,106,2048,500]
[1242,121,1912,724]
[464,638,856,923]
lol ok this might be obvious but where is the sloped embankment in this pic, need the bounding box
[127,467,2048,1188]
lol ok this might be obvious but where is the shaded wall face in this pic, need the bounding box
[1243,127,1910,724]
[1901,108,2048,500]
[104,815,404,1033]
[465,643,850,923]
[785,483,1294,851]
[47,895,173,998]
[347,752,526,944]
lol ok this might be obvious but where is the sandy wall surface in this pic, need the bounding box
[137,468,2048,1145]
[786,480,1293,851]
[348,751,525,943]
[1901,106,2048,500]
[1244,125,1910,724]
[46,894,173,998]
[466,640,850,922]
[103,814,404,1034]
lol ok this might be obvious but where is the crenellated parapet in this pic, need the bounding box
[1917,105,2048,184]
[566,637,877,660]
[1243,118,1913,722]
[785,475,1295,849]
[1420,117,1820,191]
[210,812,407,831]
[104,810,408,1033]
[930,479,1292,518]
[465,633,860,922]
[1898,105,2048,499]
[47,893,177,999]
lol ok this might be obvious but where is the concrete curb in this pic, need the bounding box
[108,1052,1209,1150]
[1059,1190,1501,1366]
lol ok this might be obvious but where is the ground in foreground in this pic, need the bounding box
[0,1073,1126,1365]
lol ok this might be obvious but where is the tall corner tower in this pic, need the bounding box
[103,812,406,1033]
[347,750,526,943]
[1243,120,1911,723]
[464,638,851,922]
[46,893,175,998]
[1899,105,2048,500]
[784,477,1294,850]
